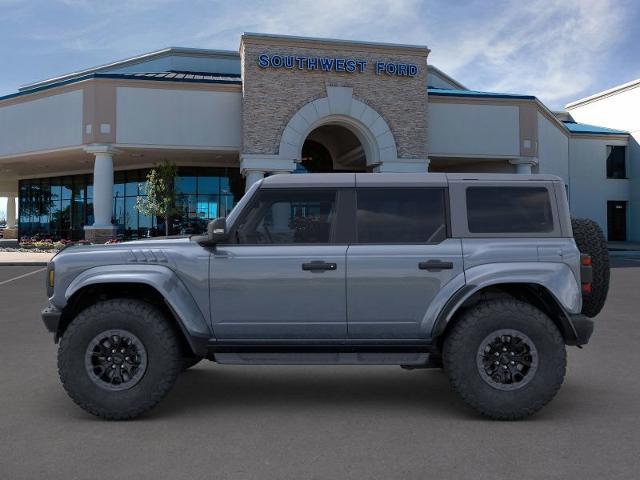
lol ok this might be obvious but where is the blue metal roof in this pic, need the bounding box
[0,71,242,102]
[118,71,241,82]
[428,87,535,100]
[562,121,628,135]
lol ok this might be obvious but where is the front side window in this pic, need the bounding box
[235,189,337,244]
[606,146,626,179]
[356,188,447,243]
[466,186,553,233]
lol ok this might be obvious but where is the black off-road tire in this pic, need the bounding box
[443,299,566,420]
[571,217,610,317]
[181,356,203,371]
[58,298,182,420]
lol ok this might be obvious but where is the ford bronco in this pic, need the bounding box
[42,173,609,420]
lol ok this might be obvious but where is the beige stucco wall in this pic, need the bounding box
[116,86,242,148]
[0,89,83,157]
[536,112,569,182]
[240,35,429,160]
[427,102,520,157]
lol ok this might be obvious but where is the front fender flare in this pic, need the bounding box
[65,264,211,352]
[427,262,582,339]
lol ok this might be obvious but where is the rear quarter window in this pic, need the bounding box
[466,186,554,233]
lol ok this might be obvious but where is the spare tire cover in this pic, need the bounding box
[571,218,610,318]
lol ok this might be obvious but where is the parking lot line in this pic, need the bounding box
[0,267,46,287]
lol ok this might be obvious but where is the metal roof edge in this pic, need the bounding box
[1,72,242,103]
[19,46,240,92]
[427,65,467,90]
[427,88,535,100]
[565,78,640,109]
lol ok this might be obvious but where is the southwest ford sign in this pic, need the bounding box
[257,54,418,77]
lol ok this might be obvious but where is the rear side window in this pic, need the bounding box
[356,188,447,243]
[466,186,553,233]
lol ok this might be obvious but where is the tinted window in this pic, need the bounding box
[606,146,626,179]
[466,187,553,233]
[356,188,447,243]
[236,190,337,244]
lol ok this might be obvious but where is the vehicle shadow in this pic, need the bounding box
[156,364,475,419]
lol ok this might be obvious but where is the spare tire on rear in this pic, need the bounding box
[571,218,610,317]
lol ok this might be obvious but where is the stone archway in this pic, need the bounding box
[278,86,398,170]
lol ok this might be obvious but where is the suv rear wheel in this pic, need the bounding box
[58,298,182,420]
[443,299,566,420]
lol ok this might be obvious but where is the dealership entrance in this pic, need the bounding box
[299,124,367,173]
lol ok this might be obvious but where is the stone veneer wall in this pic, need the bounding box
[240,36,429,160]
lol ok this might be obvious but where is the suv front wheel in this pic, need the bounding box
[443,299,566,420]
[58,298,182,420]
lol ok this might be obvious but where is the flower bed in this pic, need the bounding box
[0,237,92,253]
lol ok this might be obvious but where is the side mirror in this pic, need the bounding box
[207,217,229,244]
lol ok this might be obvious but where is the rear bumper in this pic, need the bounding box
[566,314,594,346]
[41,305,62,335]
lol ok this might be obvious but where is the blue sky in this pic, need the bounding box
[1,0,640,219]
[1,0,639,108]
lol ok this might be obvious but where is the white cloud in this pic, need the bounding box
[5,0,634,109]
[184,0,631,107]
[424,0,630,107]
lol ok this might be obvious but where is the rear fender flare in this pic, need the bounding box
[428,262,581,339]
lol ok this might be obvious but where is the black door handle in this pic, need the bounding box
[302,261,337,272]
[419,260,453,271]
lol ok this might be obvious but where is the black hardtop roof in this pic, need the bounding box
[260,172,563,188]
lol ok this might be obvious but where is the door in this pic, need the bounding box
[607,201,627,241]
[210,188,349,340]
[346,187,463,339]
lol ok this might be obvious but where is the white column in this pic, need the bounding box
[240,154,295,192]
[510,157,538,175]
[6,195,16,229]
[88,148,115,226]
[244,170,265,192]
[83,145,118,243]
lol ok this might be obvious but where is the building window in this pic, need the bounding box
[606,146,626,179]
[18,166,242,241]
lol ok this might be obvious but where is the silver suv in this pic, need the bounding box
[42,173,609,420]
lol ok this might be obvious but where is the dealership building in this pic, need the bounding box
[0,33,635,243]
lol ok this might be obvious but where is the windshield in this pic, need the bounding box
[225,179,261,229]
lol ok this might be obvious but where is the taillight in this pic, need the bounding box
[580,254,593,295]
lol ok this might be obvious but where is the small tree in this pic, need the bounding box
[135,161,178,236]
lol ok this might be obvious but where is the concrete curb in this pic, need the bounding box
[0,262,48,266]
[608,250,640,258]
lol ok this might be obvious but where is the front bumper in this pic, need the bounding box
[567,314,594,346]
[41,305,62,336]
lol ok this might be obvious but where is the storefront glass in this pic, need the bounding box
[18,167,243,241]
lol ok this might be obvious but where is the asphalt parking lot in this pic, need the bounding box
[1,260,639,480]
